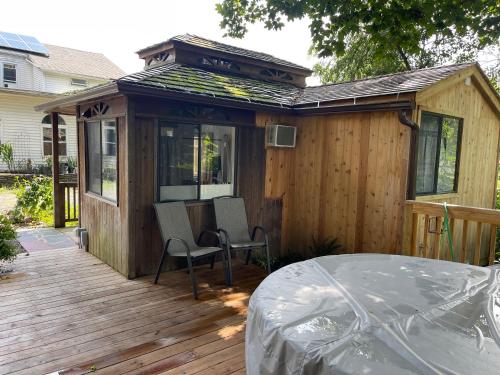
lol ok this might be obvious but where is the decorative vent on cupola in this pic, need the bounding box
[199,56,240,71]
[260,68,293,81]
[145,52,171,69]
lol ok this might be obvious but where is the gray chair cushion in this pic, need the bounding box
[154,201,198,255]
[213,197,251,243]
[169,246,223,258]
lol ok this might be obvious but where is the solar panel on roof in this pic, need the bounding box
[0,31,49,56]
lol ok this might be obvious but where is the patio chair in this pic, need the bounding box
[153,201,229,299]
[213,197,271,285]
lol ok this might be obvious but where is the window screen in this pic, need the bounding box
[85,120,118,202]
[158,122,236,201]
[416,112,462,195]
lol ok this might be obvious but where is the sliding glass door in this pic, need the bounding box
[158,122,236,201]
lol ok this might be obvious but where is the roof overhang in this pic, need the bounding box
[34,83,119,114]
[417,63,500,117]
[34,79,419,117]
[294,100,415,115]
[0,87,60,98]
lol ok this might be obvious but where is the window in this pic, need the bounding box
[158,122,235,201]
[416,112,462,195]
[71,78,87,87]
[41,114,67,156]
[85,120,118,202]
[3,63,16,84]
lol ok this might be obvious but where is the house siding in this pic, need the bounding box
[0,49,115,171]
[0,92,77,169]
[0,52,35,91]
[44,72,106,94]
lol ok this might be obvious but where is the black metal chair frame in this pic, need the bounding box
[154,229,229,299]
[214,196,272,286]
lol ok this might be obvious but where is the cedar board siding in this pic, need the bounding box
[78,96,131,277]
[409,77,500,263]
[415,78,499,208]
[131,101,274,277]
[257,111,411,255]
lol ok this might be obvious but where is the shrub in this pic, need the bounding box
[66,156,77,173]
[0,214,16,263]
[13,176,53,223]
[252,237,342,272]
[0,143,14,172]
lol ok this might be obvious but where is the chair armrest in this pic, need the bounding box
[217,228,232,247]
[197,230,222,247]
[166,237,192,258]
[251,226,268,242]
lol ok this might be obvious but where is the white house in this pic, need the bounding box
[0,32,124,171]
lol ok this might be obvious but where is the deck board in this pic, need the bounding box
[0,248,262,375]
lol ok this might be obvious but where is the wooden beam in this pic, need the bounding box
[51,112,65,228]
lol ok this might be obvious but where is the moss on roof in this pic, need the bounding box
[119,62,301,107]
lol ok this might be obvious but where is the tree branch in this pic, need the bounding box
[396,45,412,70]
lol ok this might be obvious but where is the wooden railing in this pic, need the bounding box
[404,200,499,266]
[55,173,79,227]
[64,183,78,222]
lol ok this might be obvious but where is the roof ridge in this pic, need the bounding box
[178,33,288,61]
[308,62,475,88]
[139,33,312,72]
[42,43,107,56]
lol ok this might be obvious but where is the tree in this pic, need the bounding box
[312,31,483,83]
[216,0,499,83]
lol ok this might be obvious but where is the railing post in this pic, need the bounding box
[402,202,418,256]
[51,112,65,228]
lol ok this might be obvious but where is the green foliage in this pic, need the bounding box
[66,156,77,173]
[13,177,53,223]
[252,237,342,271]
[202,134,220,177]
[308,237,342,257]
[217,0,498,59]
[217,0,499,85]
[0,213,17,263]
[0,143,15,172]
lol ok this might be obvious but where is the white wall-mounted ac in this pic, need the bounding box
[266,124,296,148]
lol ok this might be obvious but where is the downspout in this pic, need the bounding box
[398,110,419,200]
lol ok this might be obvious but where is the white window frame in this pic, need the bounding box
[41,115,68,157]
[71,78,87,87]
[1,62,17,87]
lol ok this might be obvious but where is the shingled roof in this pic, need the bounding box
[120,61,301,107]
[298,63,476,105]
[138,34,312,73]
[30,44,125,80]
[117,62,479,108]
[38,59,491,115]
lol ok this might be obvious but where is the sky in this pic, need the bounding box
[1,0,321,84]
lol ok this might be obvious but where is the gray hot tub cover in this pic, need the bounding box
[246,254,500,374]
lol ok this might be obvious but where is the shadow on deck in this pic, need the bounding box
[0,247,265,375]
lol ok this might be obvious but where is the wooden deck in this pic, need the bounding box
[0,247,265,375]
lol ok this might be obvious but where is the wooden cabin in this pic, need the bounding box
[36,34,500,278]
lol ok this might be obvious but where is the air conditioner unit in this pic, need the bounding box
[266,124,296,148]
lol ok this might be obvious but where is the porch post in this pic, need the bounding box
[51,111,65,227]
